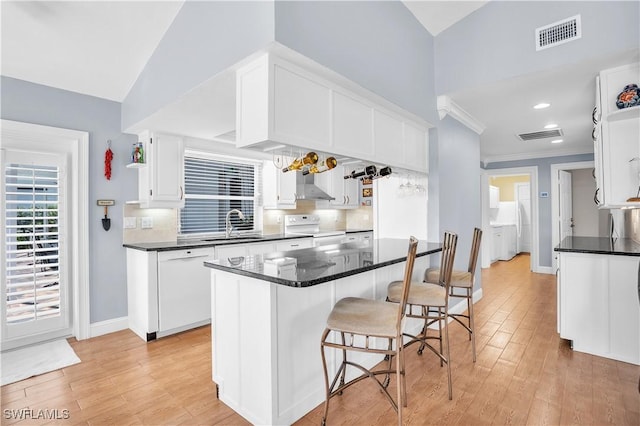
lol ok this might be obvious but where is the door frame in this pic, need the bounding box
[1,120,89,349]
[481,166,540,273]
[550,161,594,272]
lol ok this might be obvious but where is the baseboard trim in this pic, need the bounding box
[90,317,129,338]
[536,266,555,275]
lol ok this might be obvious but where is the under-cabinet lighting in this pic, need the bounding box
[551,139,563,144]
[544,123,558,129]
[341,159,363,165]
[534,103,551,109]
[324,249,340,254]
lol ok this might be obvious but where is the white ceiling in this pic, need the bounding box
[1,1,637,164]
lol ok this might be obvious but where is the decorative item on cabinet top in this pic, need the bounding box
[616,83,639,109]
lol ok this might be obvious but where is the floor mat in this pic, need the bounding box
[1,339,80,386]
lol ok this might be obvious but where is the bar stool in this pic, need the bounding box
[386,231,458,400]
[320,237,419,426]
[425,227,482,362]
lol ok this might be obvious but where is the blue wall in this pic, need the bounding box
[485,153,594,267]
[435,1,639,95]
[122,1,275,130]
[1,76,138,323]
[435,117,482,286]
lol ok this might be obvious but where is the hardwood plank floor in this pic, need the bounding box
[2,254,639,425]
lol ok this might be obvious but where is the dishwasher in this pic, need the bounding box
[157,247,213,334]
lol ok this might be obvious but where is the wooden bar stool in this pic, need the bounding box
[320,237,419,426]
[386,231,458,400]
[425,227,482,362]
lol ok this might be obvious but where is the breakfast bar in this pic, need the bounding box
[204,238,441,425]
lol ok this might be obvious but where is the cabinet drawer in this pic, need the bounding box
[275,239,312,252]
[158,247,214,262]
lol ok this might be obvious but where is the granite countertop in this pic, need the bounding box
[123,229,373,252]
[204,238,442,288]
[554,236,640,257]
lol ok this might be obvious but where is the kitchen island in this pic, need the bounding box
[204,238,441,425]
[555,236,640,365]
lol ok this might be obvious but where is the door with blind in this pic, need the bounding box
[2,149,70,342]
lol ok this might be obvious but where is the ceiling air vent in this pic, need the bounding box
[517,128,564,141]
[535,15,581,51]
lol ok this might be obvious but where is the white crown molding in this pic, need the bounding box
[437,95,486,135]
[482,146,594,167]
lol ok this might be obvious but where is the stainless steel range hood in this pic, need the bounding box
[295,173,335,201]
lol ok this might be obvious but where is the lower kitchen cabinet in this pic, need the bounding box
[126,247,214,341]
[557,251,639,365]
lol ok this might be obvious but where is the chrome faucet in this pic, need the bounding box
[225,209,245,238]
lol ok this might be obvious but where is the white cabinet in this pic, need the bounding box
[596,62,640,208]
[489,185,500,209]
[134,131,185,208]
[262,161,297,209]
[557,252,639,365]
[342,231,373,245]
[491,225,516,261]
[314,166,359,209]
[158,248,212,333]
[236,51,430,173]
[126,247,212,341]
[333,92,374,158]
[491,226,502,262]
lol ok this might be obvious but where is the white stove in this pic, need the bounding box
[284,215,346,246]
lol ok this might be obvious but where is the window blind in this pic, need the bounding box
[4,164,61,324]
[180,155,257,235]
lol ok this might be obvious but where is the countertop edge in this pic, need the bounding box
[204,246,441,288]
[123,230,373,252]
[554,236,640,257]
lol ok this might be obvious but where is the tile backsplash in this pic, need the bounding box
[123,202,374,244]
[122,204,178,244]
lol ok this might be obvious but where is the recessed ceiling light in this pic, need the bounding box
[551,139,563,144]
[544,123,558,129]
[534,103,551,109]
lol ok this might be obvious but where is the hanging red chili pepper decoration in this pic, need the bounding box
[104,140,113,180]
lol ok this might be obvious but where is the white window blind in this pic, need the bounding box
[180,155,258,235]
[4,163,61,324]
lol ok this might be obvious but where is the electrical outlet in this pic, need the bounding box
[141,217,153,229]
[277,216,281,224]
[124,217,137,229]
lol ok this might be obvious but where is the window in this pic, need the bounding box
[180,153,259,236]
[4,161,62,325]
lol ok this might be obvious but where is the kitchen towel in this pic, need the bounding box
[1,339,80,385]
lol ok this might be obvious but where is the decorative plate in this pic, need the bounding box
[616,83,640,109]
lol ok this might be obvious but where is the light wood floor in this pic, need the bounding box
[2,254,639,425]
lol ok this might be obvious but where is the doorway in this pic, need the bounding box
[1,120,89,350]
[551,161,597,272]
[481,167,539,273]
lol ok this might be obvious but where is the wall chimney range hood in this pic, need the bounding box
[295,173,335,201]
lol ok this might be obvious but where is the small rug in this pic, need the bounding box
[1,339,81,386]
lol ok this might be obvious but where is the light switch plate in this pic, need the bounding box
[141,217,153,229]
[124,217,137,229]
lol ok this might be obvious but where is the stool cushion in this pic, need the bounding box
[327,297,398,338]
[424,268,473,288]
[387,281,446,307]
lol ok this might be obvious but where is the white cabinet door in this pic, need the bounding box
[315,166,358,209]
[403,122,429,172]
[491,227,502,262]
[215,244,248,260]
[137,131,184,208]
[374,110,404,168]
[157,248,213,333]
[247,242,276,256]
[489,186,500,209]
[333,92,374,158]
[263,161,297,209]
[273,64,332,151]
[608,256,640,363]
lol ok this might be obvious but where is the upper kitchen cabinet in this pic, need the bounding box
[235,50,431,173]
[314,165,359,209]
[262,160,297,209]
[596,62,640,208]
[133,131,185,208]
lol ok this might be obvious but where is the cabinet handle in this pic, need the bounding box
[291,244,299,247]
[594,188,600,205]
[180,185,184,200]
